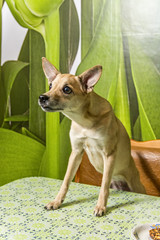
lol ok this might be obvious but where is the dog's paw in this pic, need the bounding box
[94,205,106,217]
[44,200,61,211]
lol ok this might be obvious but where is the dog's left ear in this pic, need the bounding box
[42,57,60,83]
[79,65,102,93]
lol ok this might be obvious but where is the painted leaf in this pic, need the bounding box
[0,128,45,186]
[121,36,139,138]
[4,114,29,122]
[0,61,29,126]
[39,118,71,179]
[129,38,160,140]
[6,0,31,28]
[59,117,71,179]
[133,116,141,141]
[29,30,46,141]
[81,0,103,59]
[121,0,160,140]
[10,31,29,118]
[15,0,42,27]
[25,0,64,17]
[77,0,121,101]
[60,0,79,73]
[114,42,131,137]
[6,0,45,37]
[22,127,45,145]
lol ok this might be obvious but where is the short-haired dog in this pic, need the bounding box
[39,57,145,217]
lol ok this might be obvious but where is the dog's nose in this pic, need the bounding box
[39,95,49,103]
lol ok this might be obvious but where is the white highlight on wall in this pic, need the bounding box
[2,2,27,64]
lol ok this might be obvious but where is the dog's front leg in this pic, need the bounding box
[45,149,84,210]
[94,153,115,217]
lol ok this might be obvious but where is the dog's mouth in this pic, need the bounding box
[41,105,63,112]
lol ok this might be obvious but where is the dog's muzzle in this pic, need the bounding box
[38,95,63,112]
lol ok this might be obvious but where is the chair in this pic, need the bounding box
[75,140,160,196]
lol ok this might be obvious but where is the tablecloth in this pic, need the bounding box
[0,177,160,240]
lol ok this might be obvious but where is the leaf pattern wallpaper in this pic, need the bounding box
[0,0,160,185]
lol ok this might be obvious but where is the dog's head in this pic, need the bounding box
[39,57,102,112]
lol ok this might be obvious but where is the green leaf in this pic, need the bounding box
[4,114,29,122]
[0,61,29,127]
[129,38,160,140]
[59,117,71,179]
[6,0,32,28]
[6,0,45,37]
[29,30,46,141]
[81,0,103,59]
[77,0,121,101]
[22,127,45,145]
[81,0,93,59]
[0,128,45,186]
[114,42,131,137]
[133,116,141,141]
[60,0,79,73]
[121,36,139,137]
[25,0,64,17]
[39,117,71,179]
[15,0,42,27]
[10,31,29,117]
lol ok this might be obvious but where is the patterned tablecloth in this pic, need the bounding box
[0,177,159,240]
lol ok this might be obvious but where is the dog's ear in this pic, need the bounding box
[42,57,60,83]
[79,65,102,93]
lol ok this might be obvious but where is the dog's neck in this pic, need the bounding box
[63,92,112,128]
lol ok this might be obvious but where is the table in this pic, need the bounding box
[0,177,159,239]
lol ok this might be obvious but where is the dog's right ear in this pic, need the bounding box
[42,57,60,83]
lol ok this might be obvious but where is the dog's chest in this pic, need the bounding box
[82,130,104,173]
[70,124,107,173]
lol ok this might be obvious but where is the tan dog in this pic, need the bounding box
[39,57,145,217]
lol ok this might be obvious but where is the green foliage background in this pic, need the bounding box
[0,0,160,186]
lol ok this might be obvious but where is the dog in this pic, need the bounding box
[39,57,146,217]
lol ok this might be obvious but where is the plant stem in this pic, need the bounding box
[43,10,60,178]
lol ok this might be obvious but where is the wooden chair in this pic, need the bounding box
[75,140,160,196]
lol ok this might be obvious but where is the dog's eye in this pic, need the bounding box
[63,86,72,94]
[49,83,52,90]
